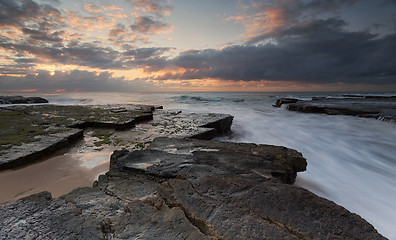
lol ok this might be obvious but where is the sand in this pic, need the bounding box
[0,147,112,204]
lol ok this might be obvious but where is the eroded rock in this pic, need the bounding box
[275,97,396,122]
[0,104,155,169]
[2,136,385,239]
[0,104,386,239]
[274,98,299,107]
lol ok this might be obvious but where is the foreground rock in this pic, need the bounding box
[0,137,385,239]
[0,105,233,170]
[275,96,396,122]
[0,95,48,104]
[0,104,153,169]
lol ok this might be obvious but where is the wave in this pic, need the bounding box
[176,95,245,103]
[179,95,223,102]
[47,98,92,105]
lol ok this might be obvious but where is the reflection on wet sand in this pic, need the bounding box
[0,147,112,204]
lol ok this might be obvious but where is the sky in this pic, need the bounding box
[0,0,396,92]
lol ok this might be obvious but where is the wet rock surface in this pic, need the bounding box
[0,137,385,239]
[275,96,396,121]
[0,104,233,170]
[274,98,299,107]
[0,129,83,170]
[0,95,48,104]
[0,104,154,169]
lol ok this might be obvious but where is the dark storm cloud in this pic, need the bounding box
[300,0,359,13]
[384,0,396,5]
[151,18,396,85]
[238,0,361,43]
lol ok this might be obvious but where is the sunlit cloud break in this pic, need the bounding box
[0,0,395,92]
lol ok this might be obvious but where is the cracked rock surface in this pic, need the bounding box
[0,137,385,239]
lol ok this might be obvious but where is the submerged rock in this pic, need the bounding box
[0,137,385,239]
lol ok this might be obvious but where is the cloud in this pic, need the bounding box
[127,0,173,16]
[130,13,172,34]
[0,0,175,72]
[123,47,171,59]
[228,0,361,43]
[147,18,396,85]
[83,3,102,14]
[0,70,155,92]
[103,4,124,11]
[63,10,110,31]
[0,34,174,71]
[22,28,64,43]
[0,41,122,69]
[0,0,61,28]
[108,24,150,44]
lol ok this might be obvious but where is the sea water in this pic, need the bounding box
[3,91,396,239]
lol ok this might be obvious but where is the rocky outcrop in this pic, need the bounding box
[275,97,396,122]
[0,129,83,170]
[0,96,48,104]
[0,137,385,239]
[0,105,233,170]
[0,104,154,169]
[274,98,299,107]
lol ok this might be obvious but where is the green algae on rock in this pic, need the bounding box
[0,104,155,169]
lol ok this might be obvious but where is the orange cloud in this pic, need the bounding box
[130,0,173,16]
[106,13,128,19]
[227,0,296,41]
[63,10,110,31]
[83,3,102,13]
[4,89,38,93]
[103,4,124,12]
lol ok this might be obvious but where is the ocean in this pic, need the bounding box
[2,91,396,239]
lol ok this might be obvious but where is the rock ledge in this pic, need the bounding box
[0,137,385,239]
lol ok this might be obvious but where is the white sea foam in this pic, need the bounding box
[168,92,396,239]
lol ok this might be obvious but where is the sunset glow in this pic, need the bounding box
[0,0,395,92]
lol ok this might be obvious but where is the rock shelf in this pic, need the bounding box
[275,96,396,122]
[0,105,233,170]
[0,101,386,239]
[0,137,385,239]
